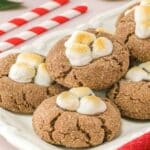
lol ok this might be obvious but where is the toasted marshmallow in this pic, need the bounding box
[126,66,148,82]
[135,6,150,22]
[134,5,150,38]
[77,95,107,115]
[9,63,35,83]
[135,22,150,39]
[34,63,53,87]
[16,52,44,68]
[139,61,150,73]
[92,37,113,59]
[141,0,150,5]
[56,91,80,111]
[65,31,96,47]
[65,43,92,66]
[69,87,94,98]
[134,5,150,39]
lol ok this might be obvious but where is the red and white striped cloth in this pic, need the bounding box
[0,5,88,52]
[118,132,150,150]
[0,0,69,36]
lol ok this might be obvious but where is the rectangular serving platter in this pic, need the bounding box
[0,0,149,150]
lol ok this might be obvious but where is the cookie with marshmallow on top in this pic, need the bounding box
[108,61,150,120]
[116,0,150,62]
[32,87,121,148]
[0,52,66,114]
[46,28,129,90]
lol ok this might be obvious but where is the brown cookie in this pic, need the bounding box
[0,54,66,114]
[32,96,121,148]
[46,29,129,90]
[108,80,150,120]
[116,3,150,62]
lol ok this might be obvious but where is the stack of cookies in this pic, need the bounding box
[0,0,149,148]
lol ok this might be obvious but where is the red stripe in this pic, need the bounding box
[73,5,88,14]
[9,18,28,26]
[6,38,25,45]
[118,132,150,150]
[32,8,49,16]
[0,30,5,36]
[53,0,69,5]
[29,27,47,34]
[51,16,69,24]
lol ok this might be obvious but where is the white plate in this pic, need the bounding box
[0,0,150,150]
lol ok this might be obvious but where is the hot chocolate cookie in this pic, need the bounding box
[0,53,66,114]
[108,61,150,120]
[33,87,121,148]
[46,28,129,90]
[116,0,150,62]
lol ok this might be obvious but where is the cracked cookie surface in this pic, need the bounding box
[0,54,66,114]
[108,80,150,120]
[46,29,129,90]
[116,4,150,62]
[32,96,121,148]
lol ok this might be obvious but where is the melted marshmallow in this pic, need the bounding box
[34,63,53,87]
[9,63,35,83]
[56,87,107,115]
[77,96,107,115]
[65,31,96,47]
[65,43,92,66]
[134,5,150,38]
[56,91,80,111]
[92,37,113,59]
[16,52,44,68]
[126,62,150,82]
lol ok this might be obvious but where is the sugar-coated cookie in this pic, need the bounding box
[46,28,129,90]
[116,1,150,62]
[108,61,150,120]
[0,53,66,114]
[33,87,121,148]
